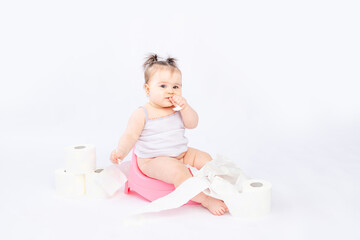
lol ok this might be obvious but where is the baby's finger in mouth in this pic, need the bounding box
[170,97,176,105]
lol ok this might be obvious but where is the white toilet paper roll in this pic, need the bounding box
[85,169,110,198]
[55,169,85,197]
[65,144,96,174]
[227,179,272,218]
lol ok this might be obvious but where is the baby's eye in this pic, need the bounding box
[173,86,179,89]
[160,84,166,88]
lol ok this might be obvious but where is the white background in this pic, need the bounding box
[1,0,359,239]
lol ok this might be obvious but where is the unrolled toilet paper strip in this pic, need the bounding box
[134,176,210,215]
[130,156,271,218]
[85,169,110,198]
[117,161,130,178]
[65,144,96,174]
[55,169,85,197]
[94,164,128,196]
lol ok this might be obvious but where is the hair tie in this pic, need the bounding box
[143,54,159,69]
[152,54,158,63]
[166,57,177,67]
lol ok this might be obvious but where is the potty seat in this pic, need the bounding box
[124,148,199,205]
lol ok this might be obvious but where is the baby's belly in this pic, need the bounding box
[138,151,186,162]
[137,151,187,174]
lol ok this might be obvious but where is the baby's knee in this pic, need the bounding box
[201,151,212,161]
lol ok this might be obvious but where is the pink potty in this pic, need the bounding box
[124,148,199,205]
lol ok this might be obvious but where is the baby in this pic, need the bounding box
[110,54,228,216]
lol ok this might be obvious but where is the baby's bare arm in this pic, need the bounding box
[111,108,145,162]
[180,104,199,129]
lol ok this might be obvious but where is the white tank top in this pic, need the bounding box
[134,106,189,158]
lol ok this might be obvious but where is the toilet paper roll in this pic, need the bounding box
[226,179,272,218]
[55,169,85,197]
[65,144,96,174]
[85,169,110,198]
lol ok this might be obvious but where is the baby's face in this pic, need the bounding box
[145,69,182,108]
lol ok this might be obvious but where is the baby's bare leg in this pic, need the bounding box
[138,156,191,188]
[182,147,212,170]
[183,147,228,215]
[138,155,227,216]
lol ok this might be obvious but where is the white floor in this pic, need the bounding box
[1,128,359,240]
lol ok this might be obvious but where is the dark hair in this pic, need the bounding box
[143,54,181,84]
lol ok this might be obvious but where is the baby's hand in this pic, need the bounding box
[170,95,187,109]
[110,148,122,164]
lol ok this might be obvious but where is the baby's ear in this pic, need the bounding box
[144,84,150,95]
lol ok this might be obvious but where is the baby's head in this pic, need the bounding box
[143,54,182,108]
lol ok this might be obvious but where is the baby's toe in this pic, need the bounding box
[217,208,225,216]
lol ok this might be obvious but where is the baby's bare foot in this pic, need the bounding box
[201,196,228,216]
